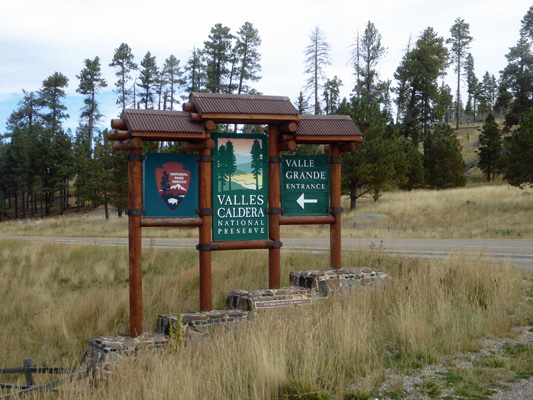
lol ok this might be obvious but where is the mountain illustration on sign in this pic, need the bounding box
[155,162,191,211]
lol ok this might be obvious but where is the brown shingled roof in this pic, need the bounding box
[294,115,363,143]
[189,92,300,123]
[122,109,205,134]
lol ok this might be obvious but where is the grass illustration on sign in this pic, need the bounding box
[212,133,268,241]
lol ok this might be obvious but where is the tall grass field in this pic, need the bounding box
[0,240,531,399]
[0,184,532,398]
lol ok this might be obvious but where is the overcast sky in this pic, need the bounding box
[0,0,530,133]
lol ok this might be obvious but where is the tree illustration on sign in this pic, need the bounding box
[218,141,238,192]
[250,139,262,190]
[225,141,237,190]
[160,171,170,193]
[218,144,228,191]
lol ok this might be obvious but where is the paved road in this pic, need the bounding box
[2,235,533,270]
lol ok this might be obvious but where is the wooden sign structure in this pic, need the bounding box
[109,93,362,338]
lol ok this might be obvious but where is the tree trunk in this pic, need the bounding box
[59,187,64,215]
[21,191,26,218]
[350,184,357,210]
[105,201,109,220]
[14,192,18,219]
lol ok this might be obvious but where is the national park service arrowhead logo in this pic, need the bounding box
[155,162,191,211]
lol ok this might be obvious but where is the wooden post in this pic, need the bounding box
[267,124,281,289]
[128,145,143,337]
[198,134,213,311]
[329,144,342,269]
[23,358,34,387]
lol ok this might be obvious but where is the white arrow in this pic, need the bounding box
[296,193,318,209]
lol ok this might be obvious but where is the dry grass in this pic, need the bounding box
[0,240,531,399]
[1,184,531,240]
[342,184,533,239]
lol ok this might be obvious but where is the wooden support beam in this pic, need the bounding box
[198,135,213,312]
[325,142,357,153]
[281,133,297,142]
[208,240,278,251]
[340,142,357,153]
[329,144,342,270]
[203,120,216,131]
[190,113,202,121]
[267,124,281,289]
[182,102,196,112]
[182,139,215,153]
[128,147,143,337]
[194,113,301,124]
[279,121,298,134]
[278,140,296,152]
[111,119,127,130]
[121,131,208,141]
[107,130,131,141]
[140,218,203,228]
[113,138,143,151]
[296,135,363,144]
[279,215,335,225]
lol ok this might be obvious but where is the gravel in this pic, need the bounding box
[374,326,533,399]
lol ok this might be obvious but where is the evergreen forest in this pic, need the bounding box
[1,9,533,220]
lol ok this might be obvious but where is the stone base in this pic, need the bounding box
[289,266,390,297]
[156,309,254,345]
[84,266,390,371]
[81,332,169,377]
[226,287,319,311]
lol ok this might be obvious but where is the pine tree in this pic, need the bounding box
[37,72,70,214]
[478,114,502,182]
[88,129,115,219]
[203,24,234,93]
[304,26,331,115]
[109,43,138,110]
[234,22,262,94]
[73,125,92,209]
[137,52,159,109]
[393,36,413,124]
[447,17,473,129]
[423,124,466,189]
[77,56,107,150]
[498,36,533,130]
[395,27,449,144]
[393,139,425,190]
[434,82,455,124]
[0,126,32,218]
[111,147,128,216]
[479,72,498,116]
[296,91,310,114]
[162,55,183,110]
[339,97,396,209]
[38,72,69,136]
[501,109,533,188]
[464,53,481,121]
[520,5,533,41]
[322,76,343,115]
[183,46,206,96]
[352,21,388,106]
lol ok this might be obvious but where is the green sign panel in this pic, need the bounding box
[281,155,330,216]
[212,133,268,241]
[143,153,198,218]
